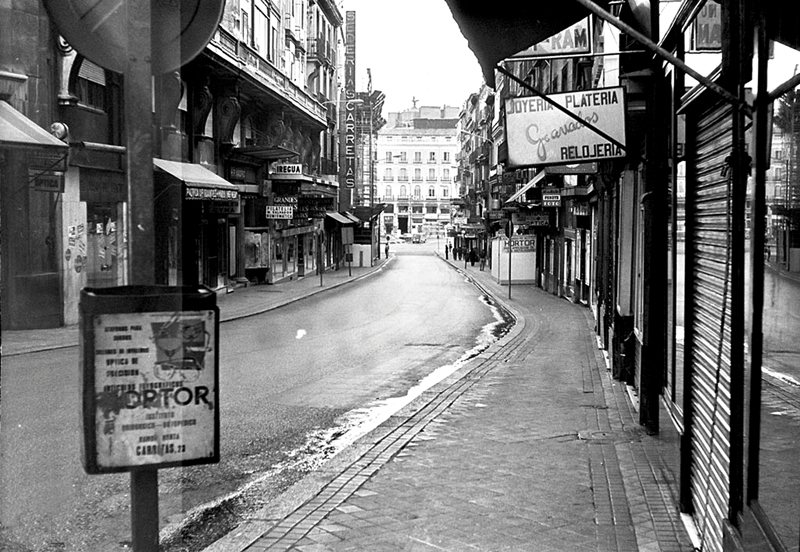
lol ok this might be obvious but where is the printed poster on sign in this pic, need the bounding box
[89,310,217,471]
[504,87,626,167]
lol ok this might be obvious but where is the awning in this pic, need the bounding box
[153,158,239,201]
[325,211,356,225]
[442,1,609,87]
[505,171,546,204]
[0,101,68,151]
[342,212,361,224]
[231,144,298,160]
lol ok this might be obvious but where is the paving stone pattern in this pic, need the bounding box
[232,262,693,552]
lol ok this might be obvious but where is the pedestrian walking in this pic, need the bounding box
[479,249,486,271]
[445,243,449,260]
[469,248,477,267]
[385,241,390,258]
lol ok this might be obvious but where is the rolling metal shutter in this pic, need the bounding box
[686,96,733,552]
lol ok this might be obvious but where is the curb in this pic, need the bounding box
[198,255,526,551]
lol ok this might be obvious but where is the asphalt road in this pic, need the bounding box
[0,244,507,552]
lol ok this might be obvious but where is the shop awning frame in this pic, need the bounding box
[506,171,546,204]
[325,211,356,225]
[153,158,239,201]
[0,101,68,151]
[230,144,298,161]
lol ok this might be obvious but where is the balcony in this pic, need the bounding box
[307,37,334,65]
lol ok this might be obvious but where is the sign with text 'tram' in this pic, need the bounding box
[504,87,626,167]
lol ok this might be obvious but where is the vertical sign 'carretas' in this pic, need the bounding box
[343,11,357,188]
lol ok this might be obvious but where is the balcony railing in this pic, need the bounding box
[210,28,326,123]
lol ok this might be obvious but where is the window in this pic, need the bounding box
[414,185,421,198]
[383,168,393,180]
[429,151,436,163]
[414,168,422,181]
[428,186,436,197]
[442,188,449,198]
[254,8,268,58]
[412,206,423,213]
[774,184,782,198]
[270,16,279,62]
[443,168,450,180]
[385,185,392,198]
[399,152,407,163]
[399,169,408,181]
[385,151,393,163]
[443,152,450,162]
[428,169,436,181]
[427,205,437,214]
[76,59,106,111]
[400,185,407,197]
[414,151,422,163]
[774,149,783,160]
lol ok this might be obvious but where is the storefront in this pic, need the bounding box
[0,101,69,329]
[153,158,240,290]
[268,168,337,282]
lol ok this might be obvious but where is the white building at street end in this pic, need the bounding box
[375,106,460,237]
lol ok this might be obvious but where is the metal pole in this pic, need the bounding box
[125,1,158,550]
[508,221,512,300]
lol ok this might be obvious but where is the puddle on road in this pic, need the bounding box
[271,292,515,474]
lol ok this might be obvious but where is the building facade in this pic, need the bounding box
[0,0,353,330]
[375,106,460,239]
[447,0,800,550]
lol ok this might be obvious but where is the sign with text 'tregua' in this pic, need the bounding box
[80,286,219,474]
[504,87,626,167]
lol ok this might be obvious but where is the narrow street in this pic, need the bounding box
[0,244,512,552]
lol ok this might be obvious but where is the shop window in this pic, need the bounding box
[85,204,120,288]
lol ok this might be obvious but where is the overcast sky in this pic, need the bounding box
[340,1,485,114]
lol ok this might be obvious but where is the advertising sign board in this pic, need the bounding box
[80,286,219,474]
[274,164,302,175]
[265,205,294,219]
[543,193,562,207]
[510,18,591,59]
[502,236,537,253]
[505,87,626,167]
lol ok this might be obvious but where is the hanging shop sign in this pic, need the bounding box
[273,163,302,175]
[691,1,721,52]
[79,286,219,474]
[29,170,64,193]
[543,193,562,207]
[265,205,294,219]
[504,87,626,167]
[510,18,591,59]
[514,211,550,226]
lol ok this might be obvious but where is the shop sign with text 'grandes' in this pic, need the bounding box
[505,87,626,167]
